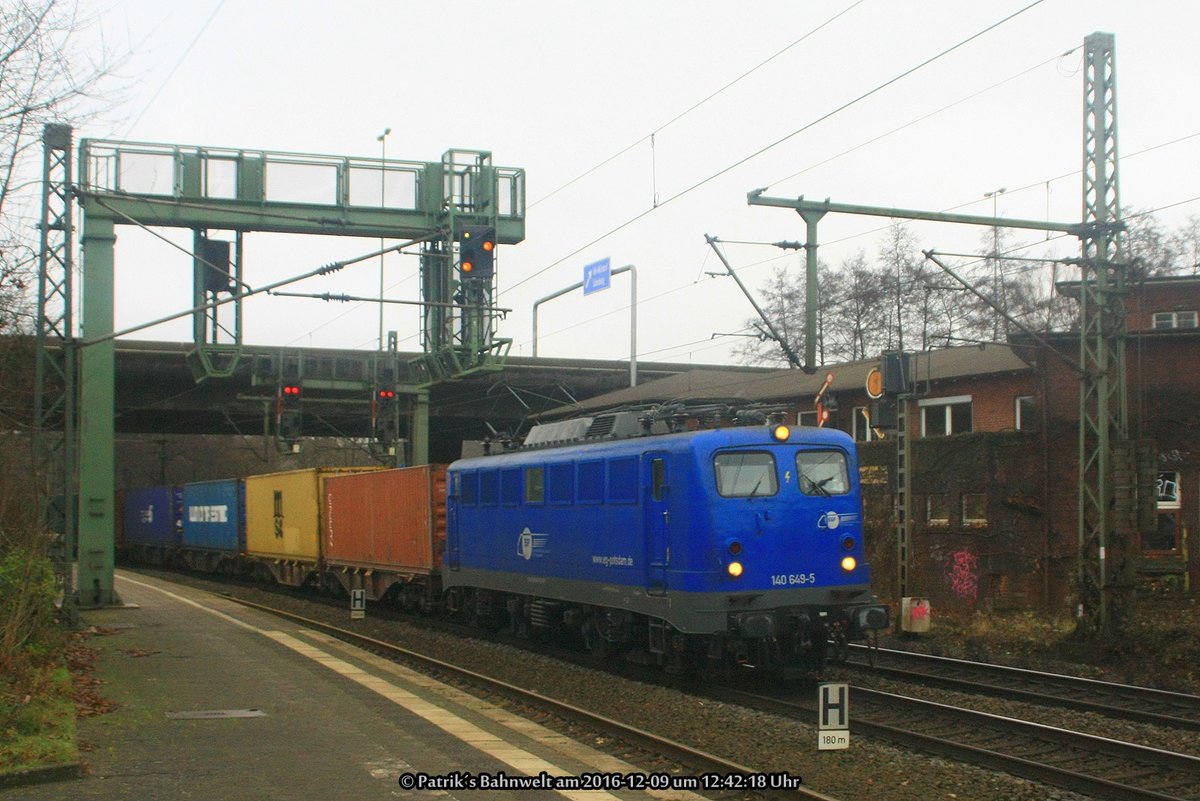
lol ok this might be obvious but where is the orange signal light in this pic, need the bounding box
[482,240,494,252]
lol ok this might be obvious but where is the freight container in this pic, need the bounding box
[323,466,447,601]
[122,485,182,565]
[180,479,245,572]
[244,467,381,586]
[114,489,126,558]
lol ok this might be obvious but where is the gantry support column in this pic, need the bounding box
[77,215,118,607]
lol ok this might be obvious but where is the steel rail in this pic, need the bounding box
[220,594,840,801]
[845,644,1200,731]
[710,685,1200,801]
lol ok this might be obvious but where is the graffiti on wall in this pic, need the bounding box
[947,549,979,602]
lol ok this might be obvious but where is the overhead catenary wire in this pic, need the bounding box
[526,0,866,210]
[503,0,1048,296]
[119,0,228,139]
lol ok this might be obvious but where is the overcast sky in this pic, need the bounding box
[81,0,1200,367]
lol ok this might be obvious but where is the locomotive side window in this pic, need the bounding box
[501,468,522,506]
[795,450,850,496]
[608,457,638,504]
[578,460,605,504]
[524,466,545,504]
[713,451,778,497]
[460,472,478,505]
[479,470,499,506]
[547,462,574,505]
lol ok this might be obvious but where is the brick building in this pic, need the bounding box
[552,275,1200,614]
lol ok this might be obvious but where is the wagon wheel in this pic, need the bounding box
[828,628,850,664]
[865,629,880,667]
[581,616,611,661]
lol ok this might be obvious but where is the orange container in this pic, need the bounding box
[323,465,446,574]
[245,467,381,561]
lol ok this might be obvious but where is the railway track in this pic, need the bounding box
[844,644,1200,731]
[219,593,840,801]
[710,683,1200,801]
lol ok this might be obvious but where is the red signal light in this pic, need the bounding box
[377,389,395,399]
[283,384,301,396]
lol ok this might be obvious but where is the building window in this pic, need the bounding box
[1157,471,1181,509]
[798,410,819,427]
[853,407,878,442]
[919,395,972,437]
[1152,310,1198,330]
[1015,395,1036,431]
[926,494,949,526]
[962,493,987,526]
[1148,471,1182,552]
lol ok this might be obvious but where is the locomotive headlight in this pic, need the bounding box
[727,561,744,578]
[772,424,791,442]
[840,556,857,572]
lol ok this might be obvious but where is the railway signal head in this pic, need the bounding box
[281,383,302,408]
[277,382,303,443]
[458,224,496,279]
[373,384,398,445]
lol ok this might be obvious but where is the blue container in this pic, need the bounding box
[123,486,182,547]
[182,479,245,553]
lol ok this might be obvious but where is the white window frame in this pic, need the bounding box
[797,410,819,427]
[961,492,988,526]
[1157,471,1181,510]
[926,494,949,526]
[1152,310,1198,330]
[918,395,972,437]
[1015,395,1035,430]
[852,406,878,442]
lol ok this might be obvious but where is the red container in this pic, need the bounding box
[322,465,446,575]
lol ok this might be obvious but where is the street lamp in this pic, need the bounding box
[984,187,1007,339]
[377,127,391,350]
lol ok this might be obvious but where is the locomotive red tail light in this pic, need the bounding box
[841,536,856,551]
[840,556,857,572]
[728,540,742,555]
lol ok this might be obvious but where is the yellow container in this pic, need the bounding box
[245,467,381,561]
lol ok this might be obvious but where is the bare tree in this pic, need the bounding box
[734,264,804,367]
[822,250,886,363]
[0,0,119,334]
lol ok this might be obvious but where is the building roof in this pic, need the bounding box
[545,343,1031,417]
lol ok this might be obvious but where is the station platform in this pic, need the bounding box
[7,571,706,801]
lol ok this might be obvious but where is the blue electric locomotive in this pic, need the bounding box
[445,411,888,672]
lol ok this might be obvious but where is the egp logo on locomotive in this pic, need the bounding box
[816,511,859,530]
[516,527,549,560]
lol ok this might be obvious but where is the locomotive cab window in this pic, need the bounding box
[651,458,667,501]
[713,451,778,498]
[795,450,850,496]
